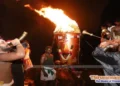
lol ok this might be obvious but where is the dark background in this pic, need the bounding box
[0,0,120,65]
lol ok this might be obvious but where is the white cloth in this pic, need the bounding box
[40,66,56,81]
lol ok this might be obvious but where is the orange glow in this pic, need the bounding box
[24,4,80,33]
[64,34,72,51]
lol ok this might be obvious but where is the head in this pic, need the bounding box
[45,46,52,54]
[22,41,30,49]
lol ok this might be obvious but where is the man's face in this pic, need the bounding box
[46,48,52,54]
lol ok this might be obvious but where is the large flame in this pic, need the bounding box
[24,4,80,33]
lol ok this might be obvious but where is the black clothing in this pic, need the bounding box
[11,60,24,86]
[93,47,120,86]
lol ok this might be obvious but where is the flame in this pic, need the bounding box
[24,4,80,33]
[64,34,72,51]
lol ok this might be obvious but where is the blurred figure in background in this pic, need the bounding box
[40,46,56,86]
[23,41,34,86]
[22,41,33,71]
[12,40,33,86]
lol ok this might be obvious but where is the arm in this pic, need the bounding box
[93,40,120,61]
[40,54,48,77]
[92,47,120,62]
[0,43,25,61]
[40,54,45,65]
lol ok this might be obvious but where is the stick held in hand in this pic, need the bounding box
[19,31,28,41]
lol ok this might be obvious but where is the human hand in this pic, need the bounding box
[11,38,20,46]
[99,41,110,48]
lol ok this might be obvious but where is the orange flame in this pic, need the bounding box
[24,4,80,33]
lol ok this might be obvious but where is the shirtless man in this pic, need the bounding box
[0,38,25,86]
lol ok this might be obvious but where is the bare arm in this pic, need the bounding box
[40,55,48,77]
[40,55,45,65]
[0,44,25,61]
[92,40,120,63]
[92,47,120,63]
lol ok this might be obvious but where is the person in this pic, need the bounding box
[22,41,33,71]
[11,40,33,86]
[92,39,120,86]
[23,41,34,85]
[0,38,25,86]
[40,46,56,86]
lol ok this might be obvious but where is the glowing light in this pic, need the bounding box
[24,4,80,33]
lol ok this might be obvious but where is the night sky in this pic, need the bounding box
[0,0,119,65]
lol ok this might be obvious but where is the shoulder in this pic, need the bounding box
[41,54,46,59]
[42,54,46,57]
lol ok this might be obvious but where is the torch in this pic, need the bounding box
[24,5,81,65]
[3,31,28,51]
[19,31,28,41]
[82,30,101,39]
[54,28,81,65]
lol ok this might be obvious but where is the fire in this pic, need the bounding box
[64,34,72,51]
[24,4,80,33]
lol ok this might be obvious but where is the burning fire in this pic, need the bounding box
[24,4,80,33]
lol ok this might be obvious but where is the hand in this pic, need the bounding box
[11,38,20,46]
[99,41,110,48]
[113,39,120,44]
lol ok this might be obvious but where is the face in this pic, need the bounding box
[46,48,52,54]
